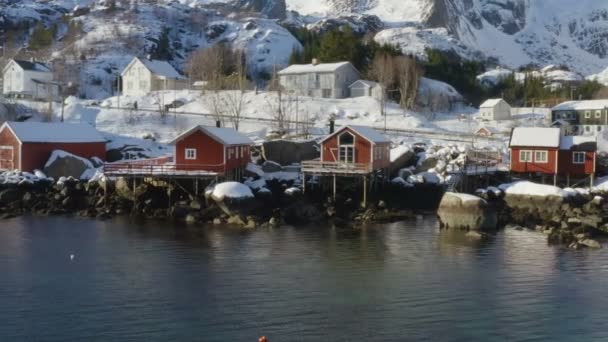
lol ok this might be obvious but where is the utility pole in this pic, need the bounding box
[116,75,120,109]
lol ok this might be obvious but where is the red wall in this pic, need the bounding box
[510,148,558,174]
[21,142,106,172]
[558,150,596,175]
[0,127,20,170]
[174,129,250,173]
[321,127,390,170]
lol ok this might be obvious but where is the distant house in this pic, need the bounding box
[0,122,106,172]
[551,99,608,136]
[475,126,500,137]
[479,98,511,120]
[2,59,59,100]
[319,125,391,171]
[278,60,360,99]
[509,127,596,179]
[349,80,384,100]
[121,57,187,97]
[169,125,253,180]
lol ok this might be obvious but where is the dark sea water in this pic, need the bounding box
[1,216,608,341]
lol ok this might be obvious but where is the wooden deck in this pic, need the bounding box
[301,161,373,176]
[103,162,222,179]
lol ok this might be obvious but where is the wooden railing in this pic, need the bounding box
[301,160,373,174]
[103,162,226,176]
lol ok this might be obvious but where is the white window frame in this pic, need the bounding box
[185,148,197,160]
[534,150,548,163]
[573,151,586,164]
[585,111,591,118]
[596,110,602,118]
[519,150,533,162]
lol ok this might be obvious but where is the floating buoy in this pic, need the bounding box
[258,336,268,342]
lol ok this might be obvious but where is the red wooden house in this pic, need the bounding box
[509,127,596,179]
[319,125,391,172]
[170,125,253,179]
[0,121,106,172]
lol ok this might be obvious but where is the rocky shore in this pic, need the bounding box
[438,181,608,249]
[0,172,444,228]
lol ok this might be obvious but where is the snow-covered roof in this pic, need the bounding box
[480,98,506,108]
[321,125,390,144]
[11,59,51,73]
[170,126,253,146]
[559,136,597,150]
[552,100,608,111]
[349,80,379,88]
[1,122,106,143]
[475,126,500,134]
[123,57,183,79]
[278,62,357,75]
[509,127,561,148]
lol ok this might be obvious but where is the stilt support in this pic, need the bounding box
[302,173,306,194]
[332,174,337,201]
[362,176,367,209]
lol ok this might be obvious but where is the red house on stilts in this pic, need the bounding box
[509,127,597,185]
[0,121,106,172]
[169,125,253,180]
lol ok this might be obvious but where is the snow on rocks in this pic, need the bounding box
[43,150,101,181]
[438,192,497,231]
[208,182,254,202]
[498,181,568,198]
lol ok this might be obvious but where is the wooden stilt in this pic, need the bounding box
[567,174,570,187]
[333,174,337,201]
[302,173,306,194]
[591,173,595,188]
[195,178,199,196]
[553,174,557,186]
[363,175,367,208]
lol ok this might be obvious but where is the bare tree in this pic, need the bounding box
[369,53,395,116]
[395,55,422,110]
[265,69,288,132]
[185,44,237,91]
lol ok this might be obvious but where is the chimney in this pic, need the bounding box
[216,120,221,128]
[329,118,335,134]
[312,58,319,66]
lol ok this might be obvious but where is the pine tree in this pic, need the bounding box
[150,27,171,60]
[29,23,53,50]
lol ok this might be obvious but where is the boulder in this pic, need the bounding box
[43,150,95,180]
[580,238,602,249]
[437,193,497,231]
[206,182,256,216]
[261,160,283,173]
[0,188,23,205]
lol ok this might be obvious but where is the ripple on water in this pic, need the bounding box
[1,216,608,341]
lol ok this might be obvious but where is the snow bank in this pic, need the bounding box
[0,170,51,185]
[210,182,254,201]
[390,145,411,162]
[498,181,568,197]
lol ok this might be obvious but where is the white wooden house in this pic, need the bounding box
[479,98,511,120]
[121,57,187,97]
[278,60,360,99]
[2,59,59,100]
[349,80,384,100]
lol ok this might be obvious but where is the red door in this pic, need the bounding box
[0,146,14,170]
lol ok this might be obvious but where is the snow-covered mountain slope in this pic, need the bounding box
[1,0,300,98]
[288,0,608,75]
[286,0,433,23]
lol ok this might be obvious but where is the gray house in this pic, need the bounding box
[278,60,360,99]
[349,80,384,100]
[552,99,608,136]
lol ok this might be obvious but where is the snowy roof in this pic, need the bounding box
[559,135,597,151]
[170,126,253,146]
[1,122,106,143]
[124,57,183,79]
[12,59,51,73]
[509,127,561,148]
[480,98,506,108]
[278,62,357,75]
[476,126,500,134]
[321,125,390,144]
[349,80,379,88]
[552,100,608,111]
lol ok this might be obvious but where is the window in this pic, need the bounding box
[573,152,586,164]
[585,111,591,118]
[519,150,533,162]
[322,89,332,98]
[127,81,133,90]
[185,148,196,160]
[534,150,548,163]
[585,125,591,133]
[598,126,603,132]
[596,111,602,118]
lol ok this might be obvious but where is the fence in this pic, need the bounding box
[301,160,373,175]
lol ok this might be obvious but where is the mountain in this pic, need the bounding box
[286,0,608,75]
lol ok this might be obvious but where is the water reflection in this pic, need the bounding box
[1,216,608,340]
